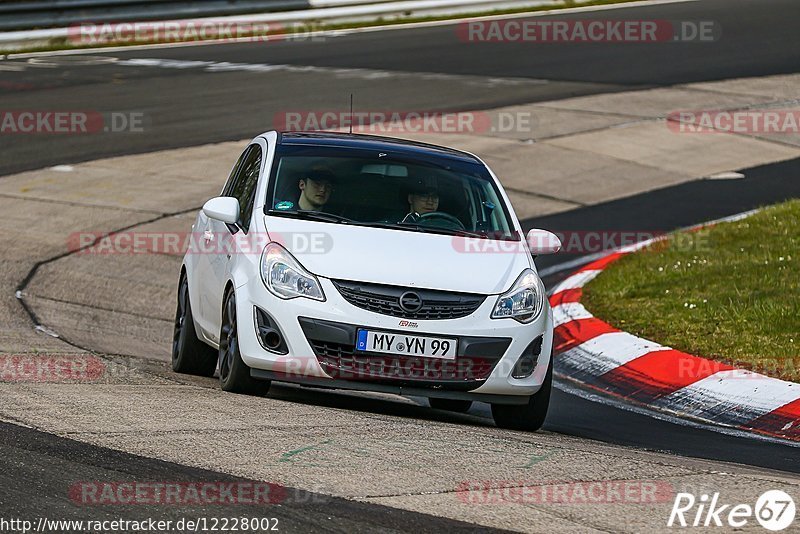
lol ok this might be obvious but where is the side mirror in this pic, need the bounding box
[526,229,561,255]
[203,196,239,224]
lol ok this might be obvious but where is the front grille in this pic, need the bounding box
[332,279,485,320]
[309,340,495,383]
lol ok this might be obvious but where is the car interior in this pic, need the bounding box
[271,156,479,230]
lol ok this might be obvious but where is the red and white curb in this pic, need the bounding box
[547,216,800,443]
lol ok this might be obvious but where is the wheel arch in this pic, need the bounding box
[222,279,236,312]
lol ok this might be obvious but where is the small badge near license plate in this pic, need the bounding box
[356,329,457,360]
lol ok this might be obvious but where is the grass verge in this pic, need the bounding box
[582,199,800,382]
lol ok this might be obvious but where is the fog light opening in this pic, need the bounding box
[262,328,282,350]
[512,335,543,379]
[254,306,289,355]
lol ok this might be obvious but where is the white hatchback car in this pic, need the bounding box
[173,131,561,431]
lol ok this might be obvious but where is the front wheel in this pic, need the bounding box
[491,356,552,431]
[218,289,270,396]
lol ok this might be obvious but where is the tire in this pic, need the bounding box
[172,274,217,377]
[428,398,473,413]
[491,356,552,432]
[218,289,270,396]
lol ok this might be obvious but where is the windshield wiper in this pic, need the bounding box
[268,210,352,224]
[268,212,489,237]
[364,221,486,238]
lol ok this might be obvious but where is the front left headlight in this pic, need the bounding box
[491,269,545,323]
[261,242,325,301]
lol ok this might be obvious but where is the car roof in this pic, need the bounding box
[275,131,482,164]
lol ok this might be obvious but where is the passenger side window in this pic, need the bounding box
[236,146,262,233]
[222,148,249,197]
[223,145,262,234]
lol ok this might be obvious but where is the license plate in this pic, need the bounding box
[356,329,457,360]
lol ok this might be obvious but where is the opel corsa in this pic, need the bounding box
[173,131,561,431]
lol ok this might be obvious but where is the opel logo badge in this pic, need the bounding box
[399,291,423,313]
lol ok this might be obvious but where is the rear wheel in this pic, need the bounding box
[218,289,270,396]
[172,274,217,376]
[428,398,473,413]
[491,356,552,431]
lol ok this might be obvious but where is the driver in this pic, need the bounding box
[402,177,440,223]
[297,167,336,211]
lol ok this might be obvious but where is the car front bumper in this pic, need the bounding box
[234,276,553,401]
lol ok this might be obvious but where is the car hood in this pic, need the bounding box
[264,216,532,294]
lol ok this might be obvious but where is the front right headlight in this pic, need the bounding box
[491,269,545,323]
[260,242,325,301]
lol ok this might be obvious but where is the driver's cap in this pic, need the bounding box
[409,175,439,195]
[302,166,337,184]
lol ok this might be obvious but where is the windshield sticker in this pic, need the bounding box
[275,201,294,210]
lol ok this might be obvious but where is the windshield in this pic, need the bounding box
[265,146,518,239]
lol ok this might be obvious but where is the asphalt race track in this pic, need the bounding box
[1,0,799,531]
[0,422,498,533]
[2,0,800,176]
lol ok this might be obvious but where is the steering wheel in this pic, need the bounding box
[417,211,466,231]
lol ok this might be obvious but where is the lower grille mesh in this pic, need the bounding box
[310,340,494,381]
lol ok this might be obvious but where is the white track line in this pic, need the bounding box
[5,0,699,59]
